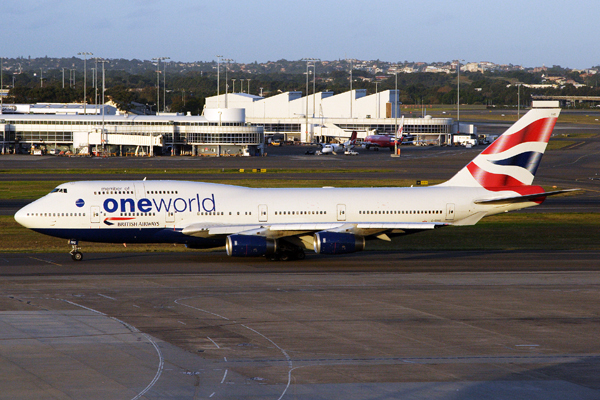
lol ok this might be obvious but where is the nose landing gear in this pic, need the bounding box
[69,239,83,261]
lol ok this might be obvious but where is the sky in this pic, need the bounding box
[5,0,600,69]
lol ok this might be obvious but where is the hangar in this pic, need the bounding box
[205,90,456,145]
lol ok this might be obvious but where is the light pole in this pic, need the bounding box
[152,57,169,115]
[312,63,317,117]
[232,79,236,93]
[62,67,66,89]
[349,59,353,118]
[94,58,99,109]
[457,59,464,132]
[517,84,520,119]
[395,68,398,139]
[90,68,96,112]
[374,81,380,119]
[393,66,402,157]
[40,68,44,88]
[77,52,93,114]
[163,58,170,113]
[302,58,319,142]
[222,59,233,108]
[216,55,223,108]
[240,79,245,93]
[98,60,109,155]
[247,78,251,95]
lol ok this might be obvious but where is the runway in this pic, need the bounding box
[1,251,599,399]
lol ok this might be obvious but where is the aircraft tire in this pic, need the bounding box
[71,251,83,261]
[279,251,292,262]
[296,250,306,260]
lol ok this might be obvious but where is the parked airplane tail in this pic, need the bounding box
[441,105,560,193]
[349,131,358,144]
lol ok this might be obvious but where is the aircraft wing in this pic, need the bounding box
[181,221,446,239]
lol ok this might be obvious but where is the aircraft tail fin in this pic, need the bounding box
[441,105,560,191]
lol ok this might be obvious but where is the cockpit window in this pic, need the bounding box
[51,188,68,194]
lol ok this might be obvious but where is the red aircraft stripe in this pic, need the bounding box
[482,117,557,155]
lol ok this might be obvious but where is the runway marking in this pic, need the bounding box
[220,369,228,384]
[207,336,221,349]
[209,393,215,398]
[28,256,62,266]
[174,298,230,320]
[550,150,600,168]
[98,293,116,300]
[60,299,164,400]
[174,297,294,398]
[516,344,539,347]
[178,321,187,325]
[242,324,293,400]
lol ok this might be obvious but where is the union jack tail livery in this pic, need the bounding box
[442,106,563,198]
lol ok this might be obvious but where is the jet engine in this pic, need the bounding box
[226,235,277,257]
[313,232,365,255]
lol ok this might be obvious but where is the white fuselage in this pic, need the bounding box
[14,180,538,247]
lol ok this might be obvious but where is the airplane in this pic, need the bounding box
[363,117,409,150]
[14,104,578,262]
[362,133,399,151]
[316,131,358,155]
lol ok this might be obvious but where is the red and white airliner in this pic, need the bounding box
[15,103,577,261]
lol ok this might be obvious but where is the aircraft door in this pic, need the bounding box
[258,204,268,222]
[337,204,346,221]
[91,206,100,224]
[446,203,455,221]
[134,182,146,199]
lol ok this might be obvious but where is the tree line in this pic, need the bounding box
[6,67,600,114]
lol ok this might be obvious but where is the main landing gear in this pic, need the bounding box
[267,241,306,261]
[69,239,83,261]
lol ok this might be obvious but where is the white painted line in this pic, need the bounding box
[174,298,230,320]
[207,336,220,349]
[61,299,164,400]
[28,256,62,266]
[516,344,540,347]
[241,324,293,400]
[220,369,228,384]
[224,357,227,362]
[98,293,116,300]
[209,393,215,398]
[178,321,187,325]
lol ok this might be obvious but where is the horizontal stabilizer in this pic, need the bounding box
[474,189,581,205]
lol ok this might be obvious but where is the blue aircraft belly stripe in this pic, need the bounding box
[32,228,224,248]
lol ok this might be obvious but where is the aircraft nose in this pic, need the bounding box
[14,203,33,228]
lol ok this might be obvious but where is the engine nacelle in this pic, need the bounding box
[226,235,277,257]
[313,232,365,255]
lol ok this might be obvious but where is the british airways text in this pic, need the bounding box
[103,194,216,214]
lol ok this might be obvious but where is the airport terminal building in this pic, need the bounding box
[206,90,456,145]
[0,107,264,156]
